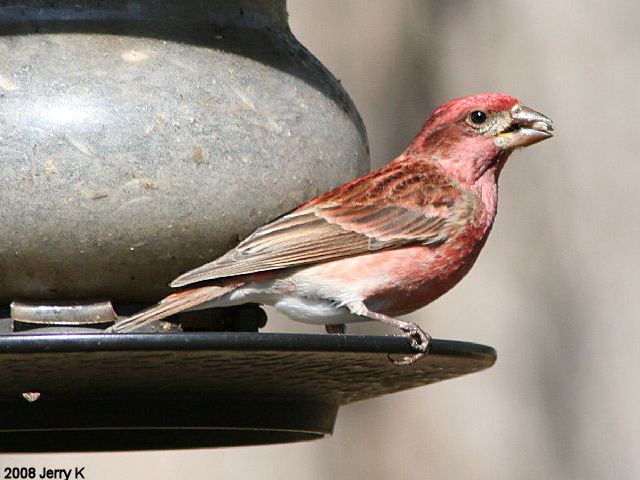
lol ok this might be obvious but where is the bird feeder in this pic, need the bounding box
[0,0,496,452]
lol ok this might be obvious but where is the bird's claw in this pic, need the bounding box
[388,325,431,366]
[325,324,346,334]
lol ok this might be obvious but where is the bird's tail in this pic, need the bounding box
[107,285,236,333]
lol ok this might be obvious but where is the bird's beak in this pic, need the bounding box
[496,104,555,149]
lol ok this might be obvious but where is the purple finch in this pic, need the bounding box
[109,93,554,365]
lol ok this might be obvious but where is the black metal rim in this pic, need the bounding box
[0,332,496,359]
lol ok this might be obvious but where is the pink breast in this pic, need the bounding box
[298,226,489,317]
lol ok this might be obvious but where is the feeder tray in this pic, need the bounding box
[0,331,495,452]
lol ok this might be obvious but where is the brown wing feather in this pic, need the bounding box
[171,163,476,287]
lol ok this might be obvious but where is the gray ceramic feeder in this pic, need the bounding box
[0,2,499,452]
[0,0,369,305]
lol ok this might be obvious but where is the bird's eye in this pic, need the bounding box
[468,110,487,125]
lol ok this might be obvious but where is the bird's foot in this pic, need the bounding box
[345,301,431,366]
[325,324,346,334]
[389,324,431,366]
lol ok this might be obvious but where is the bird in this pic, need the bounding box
[108,93,554,365]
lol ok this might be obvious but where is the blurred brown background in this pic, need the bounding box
[3,1,639,478]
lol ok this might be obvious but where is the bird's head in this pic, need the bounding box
[406,93,554,184]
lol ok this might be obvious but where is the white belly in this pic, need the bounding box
[271,295,364,325]
[208,278,365,325]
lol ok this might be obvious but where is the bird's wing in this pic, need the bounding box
[171,170,475,287]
